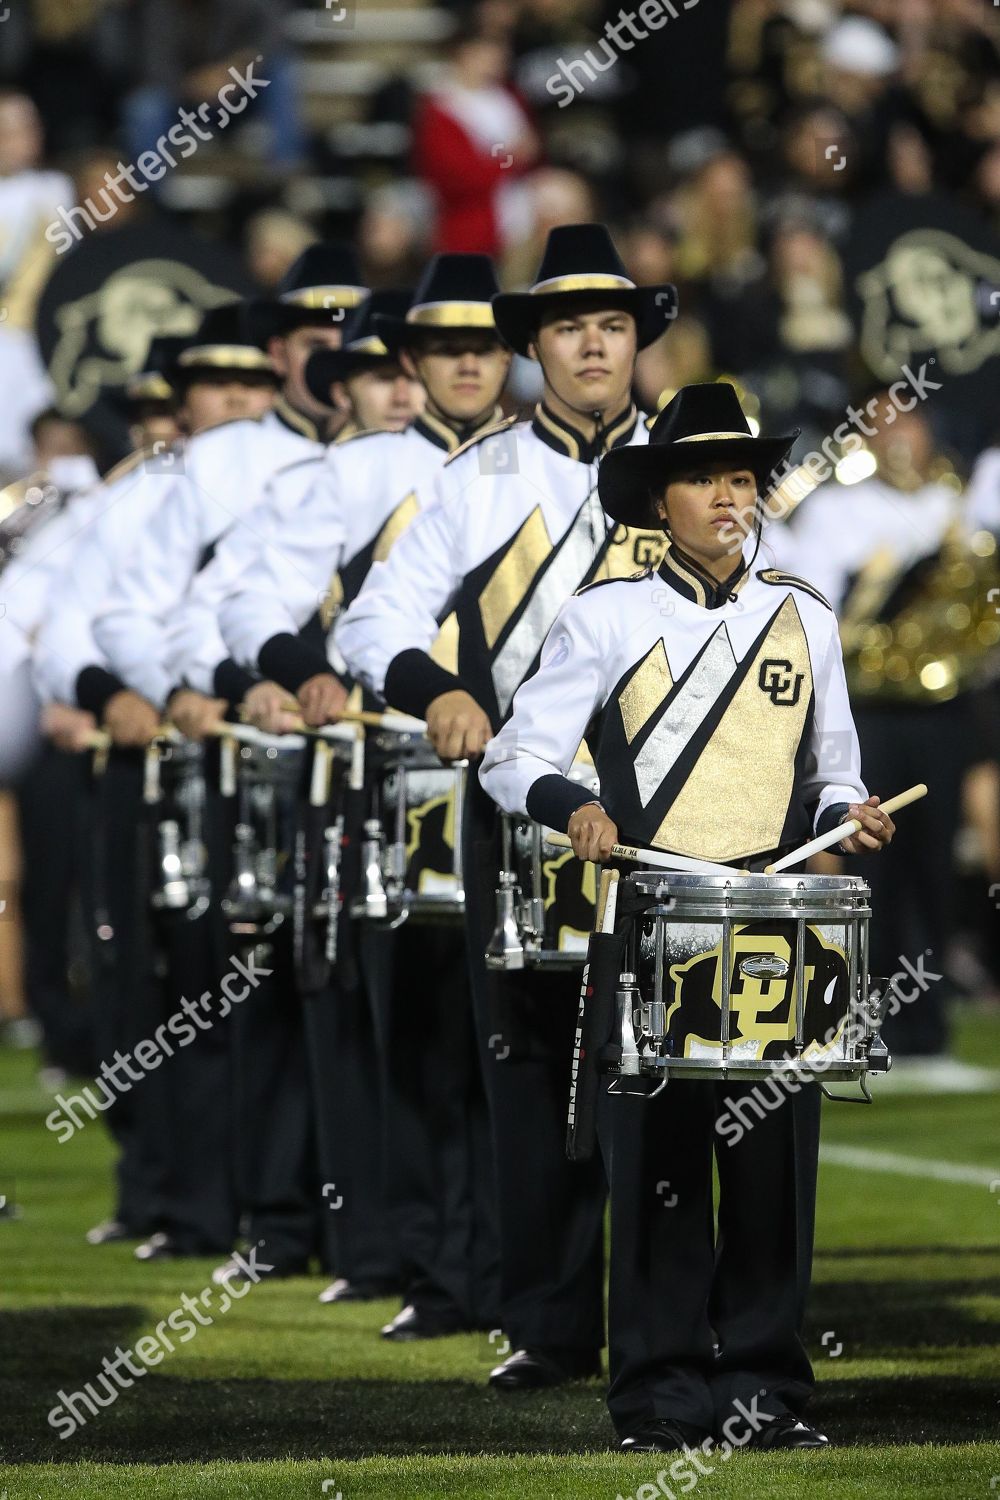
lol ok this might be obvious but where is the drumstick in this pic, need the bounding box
[232,709,425,737]
[82,730,111,751]
[764,783,927,874]
[545,831,739,876]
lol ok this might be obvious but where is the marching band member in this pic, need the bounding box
[30,309,280,1252]
[480,382,894,1450]
[216,256,511,1328]
[336,224,677,1389]
[161,286,424,715]
[79,251,363,1274]
[91,246,363,739]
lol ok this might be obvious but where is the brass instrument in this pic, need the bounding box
[841,523,1000,704]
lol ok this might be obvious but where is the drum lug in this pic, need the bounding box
[486,874,525,970]
[359,818,388,919]
[614,974,643,1076]
[150,819,191,911]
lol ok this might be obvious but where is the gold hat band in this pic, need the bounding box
[673,430,754,442]
[405,302,496,327]
[126,373,174,400]
[530,272,636,295]
[346,335,389,356]
[178,345,276,371]
[279,286,367,309]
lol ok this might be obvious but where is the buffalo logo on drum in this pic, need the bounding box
[758,658,805,706]
[662,922,849,1060]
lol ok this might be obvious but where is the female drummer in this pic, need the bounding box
[480,382,894,1454]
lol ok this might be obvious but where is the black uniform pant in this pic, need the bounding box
[362,919,498,1324]
[463,780,606,1353]
[83,751,170,1233]
[151,919,238,1253]
[600,1077,821,1437]
[15,742,95,1075]
[230,926,320,1269]
[306,938,399,1288]
[853,700,973,1056]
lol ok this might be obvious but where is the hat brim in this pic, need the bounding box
[492,284,678,357]
[372,314,502,359]
[305,347,401,407]
[597,432,799,530]
[245,299,355,347]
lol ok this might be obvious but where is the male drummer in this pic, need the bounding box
[216,255,512,1328]
[336,224,677,1388]
[480,382,894,1448]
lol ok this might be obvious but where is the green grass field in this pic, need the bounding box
[1,1008,999,1499]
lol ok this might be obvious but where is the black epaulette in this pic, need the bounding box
[443,414,520,466]
[757,568,833,611]
[575,567,652,597]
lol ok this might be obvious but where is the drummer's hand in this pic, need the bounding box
[838,795,896,854]
[242,679,302,735]
[41,702,97,753]
[103,690,160,748]
[167,688,228,742]
[425,690,492,762]
[298,672,348,727]
[567,802,618,863]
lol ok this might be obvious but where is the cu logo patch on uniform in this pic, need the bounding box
[758,658,804,706]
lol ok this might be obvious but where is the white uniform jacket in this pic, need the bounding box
[336,403,665,727]
[217,410,495,694]
[480,548,867,866]
[92,402,322,709]
[30,452,176,706]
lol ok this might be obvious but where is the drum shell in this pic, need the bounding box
[366,732,465,922]
[628,872,873,1081]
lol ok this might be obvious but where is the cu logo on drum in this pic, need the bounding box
[758,658,804,707]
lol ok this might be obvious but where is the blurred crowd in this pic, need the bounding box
[0,1,997,471]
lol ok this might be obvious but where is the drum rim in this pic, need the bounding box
[630,870,870,893]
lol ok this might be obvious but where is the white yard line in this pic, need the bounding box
[820,1143,1000,1188]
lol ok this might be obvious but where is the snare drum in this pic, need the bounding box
[146,739,210,917]
[607,871,889,1087]
[218,728,310,936]
[486,760,601,970]
[356,727,466,923]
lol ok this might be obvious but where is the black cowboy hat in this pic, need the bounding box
[124,334,186,403]
[245,244,368,346]
[597,383,799,530]
[165,303,277,387]
[491,223,677,358]
[304,288,413,408]
[374,254,501,358]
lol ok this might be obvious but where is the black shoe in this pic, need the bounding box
[210,1251,308,1286]
[318,1277,399,1305]
[85,1219,136,1246]
[135,1232,226,1263]
[488,1346,601,1390]
[134,1232,178,1262]
[381,1302,467,1341]
[745,1414,829,1450]
[620,1418,713,1454]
